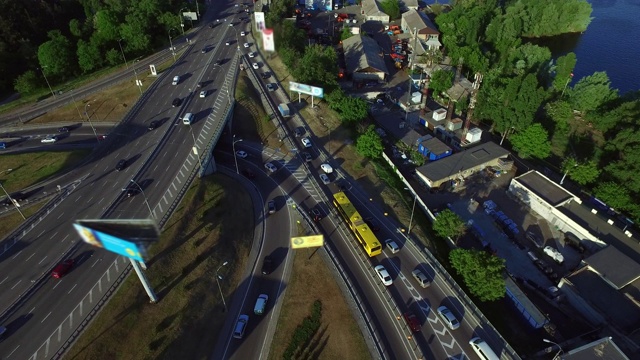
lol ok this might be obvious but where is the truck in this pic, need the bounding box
[278,103,291,118]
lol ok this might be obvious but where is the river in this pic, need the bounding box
[428,0,640,94]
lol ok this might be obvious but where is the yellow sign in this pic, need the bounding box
[290,235,324,249]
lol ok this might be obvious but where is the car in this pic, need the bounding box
[252,63,259,69]
[216,59,223,65]
[208,23,214,28]
[301,152,312,162]
[199,90,207,98]
[172,98,182,107]
[526,231,543,248]
[543,246,564,264]
[301,137,312,148]
[229,22,234,27]
[123,185,140,197]
[319,174,331,185]
[254,294,268,315]
[320,163,333,173]
[294,127,305,137]
[201,48,207,54]
[225,41,231,45]
[52,259,74,278]
[264,162,277,173]
[172,75,180,85]
[436,306,460,330]
[242,168,256,179]
[266,83,277,91]
[41,136,57,143]
[232,314,249,339]
[197,81,203,88]
[248,52,256,58]
[364,217,380,232]
[403,312,421,333]
[148,120,161,130]
[241,31,246,36]
[374,265,392,286]
[261,72,270,79]
[411,269,431,288]
[58,126,70,132]
[310,208,323,222]
[115,159,127,171]
[243,42,250,48]
[236,150,248,158]
[261,256,274,274]
[385,239,399,253]
[267,200,276,214]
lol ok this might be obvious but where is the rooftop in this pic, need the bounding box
[342,35,388,74]
[583,246,640,289]
[562,336,630,360]
[402,9,439,34]
[420,137,451,156]
[513,171,573,207]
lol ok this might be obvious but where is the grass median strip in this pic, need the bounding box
[66,174,253,360]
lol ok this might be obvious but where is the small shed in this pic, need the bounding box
[417,137,452,161]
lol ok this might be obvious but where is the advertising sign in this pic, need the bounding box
[262,28,275,52]
[290,235,325,249]
[289,82,324,98]
[73,219,159,261]
[255,12,266,31]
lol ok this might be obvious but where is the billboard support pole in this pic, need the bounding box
[130,258,158,303]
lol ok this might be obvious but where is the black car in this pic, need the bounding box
[261,72,270,79]
[123,185,140,197]
[115,159,127,171]
[148,120,161,130]
[267,200,276,214]
[172,98,182,107]
[57,126,70,132]
[266,83,277,91]
[261,256,274,275]
[294,127,305,137]
[242,168,256,179]
[310,208,323,222]
[301,152,312,163]
[216,59,223,65]
[364,217,380,232]
[208,23,214,28]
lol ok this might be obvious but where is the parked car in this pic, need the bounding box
[248,52,256,58]
[261,72,270,79]
[52,259,74,278]
[261,256,274,274]
[243,42,250,48]
[252,63,259,69]
[241,31,246,36]
[543,246,564,265]
[436,306,460,330]
[225,41,231,45]
[294,127,305,137]
[374,265,392,286]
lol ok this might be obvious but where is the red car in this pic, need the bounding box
[52,259,74,278]
[403,312,421,333]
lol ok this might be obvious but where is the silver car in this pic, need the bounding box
[264,162,277,173]
[437,306,460,330]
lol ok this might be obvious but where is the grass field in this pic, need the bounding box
[66,175,254,360]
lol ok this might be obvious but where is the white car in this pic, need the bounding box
[543,246,564,264]
[241,31,246,36]
[319,174,331,185]
[320,163,333,173]
[229,22,234,27]
[436,306,460,330]
[243,42,250,48]
[411,269,430,288]
[252,63,259,69]
[41,136,57,143]
[264,162,277,173]
[226,41,231,45]
[199,90,207,98]
[374,265,392,286]
[385,239,399,254]
[236,150,248,158]
[301,137,312,148]
[248,52,256,58]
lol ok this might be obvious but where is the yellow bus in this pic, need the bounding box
[332,192,382,257]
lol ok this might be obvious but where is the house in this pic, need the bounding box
[417,136,451,161]
[361,0,390,23]
[401,9,441,50]
[401,0,419,11]
[342,35,389,83]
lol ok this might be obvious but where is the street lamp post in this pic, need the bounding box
[84,102,100,142]
[216,261,229,312]
[0,169,26,220]
[179,8,187,35]
[38,67,56,99]
[130,179,154,218]
[133,59,143,94]
[168,29,177,62]
[543,339,563,360]
[117,39,129,69]
[408,195,417,235]
[232,135,244,174]
[560,163,578,185]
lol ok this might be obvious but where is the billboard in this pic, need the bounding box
[290,235,324,249]
[255,12,265,32]
[73,219,159,261]
[262,28,275,52]
[289,82,324,98]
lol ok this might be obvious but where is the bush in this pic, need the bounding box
[282,300,322,360]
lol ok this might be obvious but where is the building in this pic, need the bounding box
[415,141,510,189]
[417,136,451,161]
[342,35,389,83]
[361,0,390,23]
[401,9,441,50]
[561,337,630,360]
[401,0,419,11]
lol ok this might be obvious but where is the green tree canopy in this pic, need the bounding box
[430,69,454,95]
[504,0,592,37]
[567,160,601,186]
[77,39,103,73]
[37,30,76,79]
[292,45,338,90]
[379,0,401,19]
[449,249,506,302]
[13,70,40,95]
[569,71,618,115]
[326,89,369,124]
[432,209,466,240]
[552,52,577,93]
[510,123,551,159]
[356,126,384,159]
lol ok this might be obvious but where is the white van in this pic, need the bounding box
[182,113,194,125]
[172,75,180,85]
[469,337,499,360]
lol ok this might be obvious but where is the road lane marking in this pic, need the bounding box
[7,345,19,358]
[68,284,78,294]
[41,311,52,323]
[0,276,8,285]
[91,258,101,268]
[56,211,66,219]
[11,279,21,289]
[53,281,61,289]
[38,255,48,264]
[26,253,35,262]
[12,250,23,259]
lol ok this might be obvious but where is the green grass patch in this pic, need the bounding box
[65,174,254,360]
[0,203,46,239]
[283,300,323,360]
[0,150,90,193]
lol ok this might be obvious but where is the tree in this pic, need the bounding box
[552,52,576,93]
[105,48,122,66]
[340,27,353,41]
[510,123,551,159]
[545,99,573,133]
[567,160,600,185]
[449,249,506,302]
[356,126,384,159]
[432,209,466,240]
[379,0,401,19]
[327,89,369,124]
[292,45,338,89]
[594,182,631,212]
[569,71,618,115]
[14,70,40,95]
[77,39,102,73]
[37,30,76,79]
[429,69,454,95]
[93,10,120,42]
